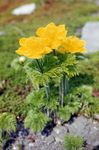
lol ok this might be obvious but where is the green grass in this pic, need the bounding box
[70,51,99,90]
[0,0,99,113]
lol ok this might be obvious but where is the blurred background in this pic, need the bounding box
[0,0,99,112]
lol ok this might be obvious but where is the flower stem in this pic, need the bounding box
[36,59,43,73]
[64,75,69,96]
[61,77,64,107]
[59,75,69,107]
[36,59,50,116]
[59,77,64,107]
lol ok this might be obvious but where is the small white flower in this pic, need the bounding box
[19,56,26,63]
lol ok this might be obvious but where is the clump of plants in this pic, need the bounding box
[65,85,99,118]
[64,134,84,150]
[15,22,86,131]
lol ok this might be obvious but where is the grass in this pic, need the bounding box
[70,51,99,90]
[0,0,99,113]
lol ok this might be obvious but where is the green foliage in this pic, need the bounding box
[89,100,99,116]
[24,53,79,89]
[58,106,71,121]
[77,53,99,90]
[64,134,84,150]
[57,86,93,121]
[24,110,49,132]
[26,89,46,109]
[44,95,59,111]
[19,52,80,131]
[0,90,27,116]
[26,88,59,110]
[65,85,99,117]
[0,112,16,144]
[22,52,99,126]
[58,101,80,121]
[0,52,15,80]
[0,113,16,132]
[11,57,26,71]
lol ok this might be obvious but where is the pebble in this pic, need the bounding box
[12,3,36,15]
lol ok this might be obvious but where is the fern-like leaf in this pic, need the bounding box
[0,113,16,132]
[24,110,49,132]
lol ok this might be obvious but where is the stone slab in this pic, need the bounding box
[81,22,99,53]
[68,116,99,148]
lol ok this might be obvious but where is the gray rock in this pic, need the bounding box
[68,116,99,148]
[45,135,55,145]
[88,0,99,5]
[51,142,64,150]
[96,0,99,5]
[12,3,36,15]
[81,22,99,53]
[12,116,99,150]
[52,125,67,142]
[94,114,99,121]
[28,142,35,150]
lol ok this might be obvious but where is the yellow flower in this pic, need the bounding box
[58,36,86,54]
[16,36,52,59]
[36,22,67,50]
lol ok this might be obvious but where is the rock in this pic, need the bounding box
[0,31,5,36]
[52,125,67,142]
[12,3,36,15]
[25,128,65,150]
[12,145,19,150]
[96,0,99,5]
[68,116,99,148]
[94,114,99,121]
[4,116,99,150]
[88,0,99,5]
[28,142,34,150]
[81,22,99,53]
[45,135,55,145]
[51,142,64,150]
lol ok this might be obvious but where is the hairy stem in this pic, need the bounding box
[36,59,50,116]
[61,77,64,107]
[59,81,61,106]
[45,83,50,116]
[64,75,69,96]
[59,77,64,107]
[59,75,69,107]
